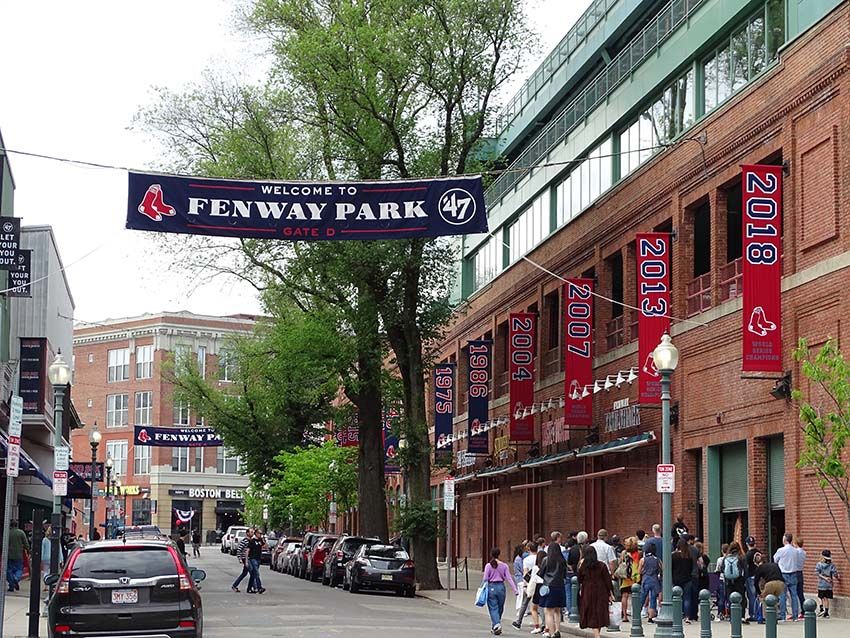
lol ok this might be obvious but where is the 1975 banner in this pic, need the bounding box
[564,279,594,426]
[467,340,491,455]
[509,313,535,441]
[742,164,783,372]
[636,233,671,404]
[126,171,488,241]
[434,363,455,463]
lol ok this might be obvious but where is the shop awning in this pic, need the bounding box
[566,466,627,482]
[0,431,53,488]
[519,449,575,469]
[453,473,476,484]
[476,463,521,478]
[574,432,655,458]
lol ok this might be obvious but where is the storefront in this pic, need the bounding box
[167,487,243,538]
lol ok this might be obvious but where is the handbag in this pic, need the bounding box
[475,581,488,607]
[610,601,622,626]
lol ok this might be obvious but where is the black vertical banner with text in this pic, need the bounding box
[434,363,455,464]
[467,340,491,455]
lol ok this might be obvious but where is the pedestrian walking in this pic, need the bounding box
[247,529,266,594]
[530,545,548,634]
[512,541,539,630]
[616,537,640,622]
[513,543,525,584]
[590,529,617,574]
[724,542,747,621]
[41,524,52,604]
[192,528,201,558]
[564,536,578,616]
[638,543,661,623]
[773,533,800,621]
[794,537,806,618]
[5,520,30,592]
[672,539,695,624]
[578,545,614,638]
[231,528,253,592]
[482,547,517,635]
[715,543,730,620]
[539,538,567,638]
[815,549,839,618]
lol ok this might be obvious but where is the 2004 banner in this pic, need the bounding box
[126,171,488,241]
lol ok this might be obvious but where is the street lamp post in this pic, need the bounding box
[104,457,113,537]
[114,475,123,529]
[651,334,680,638]
[48,351,72,579]
[89,423,102,541]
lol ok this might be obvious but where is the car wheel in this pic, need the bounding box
[322,570,330,586]
[328,572,336,588]
[405,587,415,598]
[350,578,360,594]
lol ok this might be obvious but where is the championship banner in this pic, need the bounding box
[467,340,491,455]
[126,171,488,241]
[434,363,455,463]
[742,164,783,372]
[134,425,223,447]
[383,408,400,474]
[564,279,594,426]
[509,313,535,441]
[7,249,32,298]
[336,420,359,447]
[636,233,671,404]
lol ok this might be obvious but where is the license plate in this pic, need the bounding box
[381,574,393,581]
[111,589,138,604]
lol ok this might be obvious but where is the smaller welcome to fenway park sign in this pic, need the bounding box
[542,417,569,447]
[134,425,223,447]
[126,171,488,241]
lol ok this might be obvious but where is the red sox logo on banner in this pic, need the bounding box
[509,313,535,441]
[564,279,594,426]
[742,164,783,372]
[636,233,671,404]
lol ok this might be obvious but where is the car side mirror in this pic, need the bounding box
[44,573,59,586]
[190,568,206,583]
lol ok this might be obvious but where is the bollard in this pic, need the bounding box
[608,579,621,632]
[764,594,777,638]
[803,598,817,638]
[730,592,743,638]
[569,576,580,623]
[630,583,644,638]
[699,589,712,638]
[672,586,684,638]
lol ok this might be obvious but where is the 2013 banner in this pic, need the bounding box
[134,425,223,447]
[467,340,491,455]
[636,233,671,404]
[434,363,455,463]
[564,279,594,426]
[126,171,488,241]
[509,313,535,441]
[742,165,783,372]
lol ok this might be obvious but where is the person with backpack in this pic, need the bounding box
[714,543,730,620]
[615,537,640,622]
[724,542,747,622]
[638,544,662,623]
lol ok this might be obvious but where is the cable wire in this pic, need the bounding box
[0,242,107,295]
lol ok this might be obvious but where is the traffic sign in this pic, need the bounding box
[656,464,675,493]
[443,478,455,511]
[54,445,70,471]
[9,396,22,436]
[53,470,68,496]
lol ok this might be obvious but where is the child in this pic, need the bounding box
[815,549,839,618]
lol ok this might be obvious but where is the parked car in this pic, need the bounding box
[344,543,415,597]
[293,532,323,579]
[306,535,339,582]
[271,538,298,572]
[46,537,206,638]
[228,529,248,556]
[280,542,302,574]
[220,525,248,554]
[322,535,379,587]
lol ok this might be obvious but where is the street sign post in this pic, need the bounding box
[444,478,455,600]
[0,395,24,633]
[53,470,68,496]
[656,464,675,493]
[443,479,455,511]
[55,445,70,471]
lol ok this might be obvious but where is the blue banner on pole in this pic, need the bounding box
[434,363,455,463]
[467,340,491,455]
[383,409,400,474]
[134,425,223,447]
[126,171,488,241]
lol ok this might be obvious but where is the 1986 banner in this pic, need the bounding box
[742,164,783,372]
[126,171,488,241]
[509,313,535,441]
[434,363,455,463]
[636,233,671,404]
[467,340,491,455]
[564,279,594,426]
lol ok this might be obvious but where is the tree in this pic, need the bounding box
[793,338,850,564]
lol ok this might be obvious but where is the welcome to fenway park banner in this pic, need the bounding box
[467,340,491,455]
[134,425,223,447]
[564,279,594,426]
[509,313,535,441]
[636,233,671,404]
[742,165,783,372]
[126,171,488,241]
[434,362,455,463]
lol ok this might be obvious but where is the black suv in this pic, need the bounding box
[322,535,379,587]
[47,538,205,638]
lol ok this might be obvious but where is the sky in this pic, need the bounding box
[0,0,592,323]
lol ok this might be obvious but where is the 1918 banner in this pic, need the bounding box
[742,164,783,372]
[636,233,671,404]
[434,363,455,463]
[509,313,535,441]
[126,171,488,241]
[564,279,594,426]
[467,340,491,455]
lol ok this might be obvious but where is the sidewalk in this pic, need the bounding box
[1,580,47,638]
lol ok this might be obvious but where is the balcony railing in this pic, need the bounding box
[686,272,713,317]
[542,346,561,378]
[486,0,706,206]
[719,257,743,302]
[606,315,625,350]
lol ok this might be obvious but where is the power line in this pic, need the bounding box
[0,242,107,296]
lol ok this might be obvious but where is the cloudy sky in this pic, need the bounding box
[0,0,591,323]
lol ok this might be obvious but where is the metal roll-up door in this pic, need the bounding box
[768,437,784,509]
[720,441,748,512]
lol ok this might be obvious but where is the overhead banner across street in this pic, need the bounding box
[466,340,491,455]
[564,278,594,426]
[134,425,223,447]
[636,232,671,404]
[126,171,488,241]
[508,313,535,441]
[742,164,783,372]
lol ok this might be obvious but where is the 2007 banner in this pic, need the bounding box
[126,171,488,241]
[564,279,594,426]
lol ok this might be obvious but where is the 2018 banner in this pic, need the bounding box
[383,408,400,474]
[636,233,671,404]
[742,165,783,372]
[467,340,491,455]
[434,363,455,463]
[126,171,488,241]
[134,425,223,447]
[564,279,594,426]
[509,313,535,441]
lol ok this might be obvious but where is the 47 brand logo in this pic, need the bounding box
[438,188,477,226]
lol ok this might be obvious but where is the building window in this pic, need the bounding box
[472,235,501,291]
[172,447,190,472]
[106,440,128,476]
[134,445,151,475]
[173,400,190,426]
[107,348,130,382]
[194,447,203,472]
[197,345,206,378]
[134,391,152,425]
[132,499,151,525]
[218,351,233,382]
[556,137,612,227]
[135,345,153,379]
[88,353,94,363]
[508,191,548,264]
[106,394,129,428]
[217,448,241,474]
[174,344,192,364]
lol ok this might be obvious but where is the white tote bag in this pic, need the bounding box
[609,601,622,627]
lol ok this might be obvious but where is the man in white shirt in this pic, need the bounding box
[773,533,799,620]
[512,541,541,630]
[590,528,618,573]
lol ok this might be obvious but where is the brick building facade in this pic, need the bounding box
[430,0,850,602]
